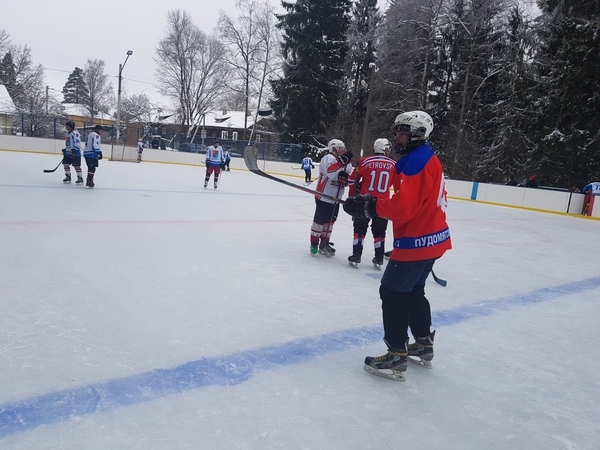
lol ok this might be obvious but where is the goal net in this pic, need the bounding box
[110,144,139,162]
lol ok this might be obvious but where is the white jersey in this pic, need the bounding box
[583,182,600,195]
[65,130,82,156]
[315,153,352,204]
[84,132,102,158]
[206,145,224,166]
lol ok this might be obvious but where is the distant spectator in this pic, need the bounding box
[506,176,517,186]
[526,175,538,188]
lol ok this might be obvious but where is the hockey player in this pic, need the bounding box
[310,139,353,256]
[137,140,143,163]
[62,121,84,184]
[301,154,316,183]
[223,149,231,171]
[204,140,225,189]
[83,124,104,188]
[582,181,600,215]
[347,138,395,269]
[343,111,451,381]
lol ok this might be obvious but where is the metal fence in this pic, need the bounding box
[1,111,304,164]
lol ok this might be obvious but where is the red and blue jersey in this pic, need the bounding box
[348,154,395,199]
[376,142,451,261]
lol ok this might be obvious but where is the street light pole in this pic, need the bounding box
[116,50,133,142]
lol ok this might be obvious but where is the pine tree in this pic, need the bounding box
[62,67,89,105]
[271,0,351,146]
[532,0,600,188]
[0,52,16,92]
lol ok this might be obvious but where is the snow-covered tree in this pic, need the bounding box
[62,67,90,105]
[271,0,351,146]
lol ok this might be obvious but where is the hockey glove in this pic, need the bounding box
[61,148,66,156]
[343,194,377,219]
[338,171,349,187]
[70,150,78,157]
[97,151,103,160]
[337,151,353,166]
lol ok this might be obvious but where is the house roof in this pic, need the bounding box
[62,103,115,122]
[0,85,17,112]
[203,110,255,130]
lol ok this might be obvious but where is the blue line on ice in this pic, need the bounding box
[1,276,599,438]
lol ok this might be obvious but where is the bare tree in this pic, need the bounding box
[121,92,153,124]
[82,59,114,119]
[0,29,10,55]
[155,9,227,140]
[220,0,280,142]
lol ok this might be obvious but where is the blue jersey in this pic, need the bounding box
[206,145,224,166]
[301,157,314,170]
[65,130,82,157]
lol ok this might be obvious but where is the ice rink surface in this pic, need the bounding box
[1,150,599,449]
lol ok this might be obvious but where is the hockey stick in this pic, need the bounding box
[244,146,345,204]
[43,157,64,173]
[291,165,303,170]
[431,270,447,287]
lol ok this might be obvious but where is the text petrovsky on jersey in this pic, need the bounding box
[364,161,395,170]
[393,228,450,249]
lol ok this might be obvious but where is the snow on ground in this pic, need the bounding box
[1,150,599,449]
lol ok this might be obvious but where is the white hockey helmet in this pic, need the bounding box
[373,138,391,154]
[328,139,346,154]
[393,110,434,142]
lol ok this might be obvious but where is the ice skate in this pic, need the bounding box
[310,244,318,255]
[318,242,335,258]
[214,182,218,189]
[384,250,392,258]
[76,176,84,185]
[348,254,361,269]
[364,344,408,382]
[63,173,71,183]
[372,256,383,271]
[204,181,208,188]
[407,330,435,368]
[86,178,94,188]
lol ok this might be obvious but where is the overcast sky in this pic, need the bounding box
[2,0,537,111]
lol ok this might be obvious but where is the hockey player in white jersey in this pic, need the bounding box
[62,121,84,184]
[309,139,353,256]
[204,140,225,189]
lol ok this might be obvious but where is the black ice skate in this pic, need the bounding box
[407,330,435,368]
[63,173,71,183]
[364,344,408,382]
[372,256,383,271]
[318,242,335,258]
[86,177,94,188]
[348,254,361,269]
[76,176,84,184]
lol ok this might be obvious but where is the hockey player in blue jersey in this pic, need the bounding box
[301,154,316,182]
[62,121,84,184]
[204,140,225,189]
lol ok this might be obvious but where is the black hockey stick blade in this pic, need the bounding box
[244,146,345,204]
[431,270,447,287]
[43,158,64,173]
